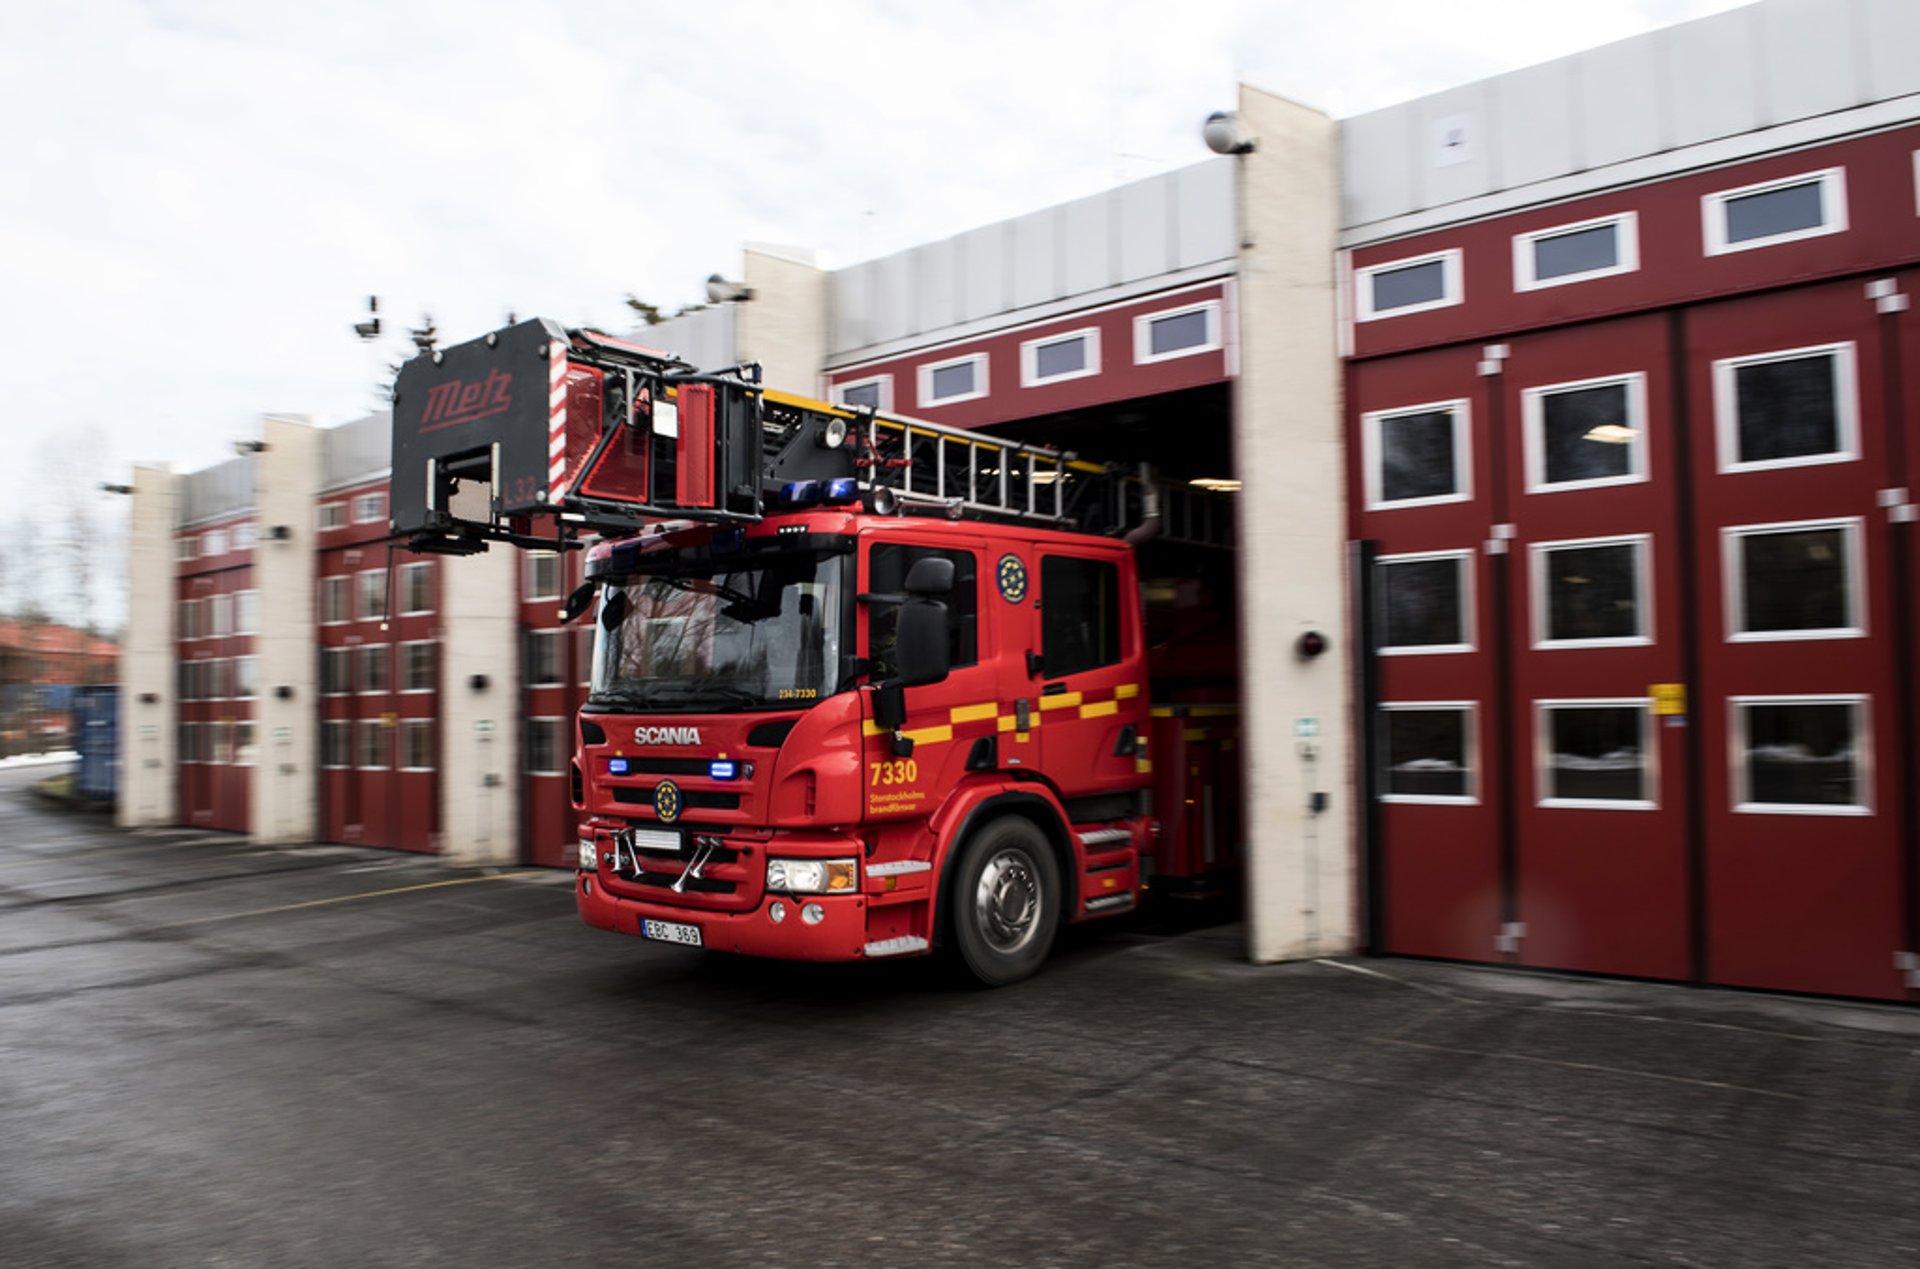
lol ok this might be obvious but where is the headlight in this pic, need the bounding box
[766,857,858,894]
[577,839,597,871]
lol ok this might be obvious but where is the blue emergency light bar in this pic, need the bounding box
[709,760,738,780]
[608,758,630,776]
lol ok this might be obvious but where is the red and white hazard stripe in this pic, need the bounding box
[548,340,569,501]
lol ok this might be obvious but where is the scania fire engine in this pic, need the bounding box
[391,318,1240,985]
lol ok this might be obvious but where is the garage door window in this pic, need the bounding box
[1726,518,1863,641]
[1714,343,1857,472]
[1734,696,1869,814]
[1378,551,1472,654]
[1523,374,1647,492]
[1532,535,1651,647]
[1538,701,1654,808]
[1364,401,1470,509]
[1379,704,1476,803]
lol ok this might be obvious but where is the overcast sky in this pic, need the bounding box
[0,0,1748,627]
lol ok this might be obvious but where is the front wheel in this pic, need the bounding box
[948,817,1060,987]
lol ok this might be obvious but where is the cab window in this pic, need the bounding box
[1041,555,1122,676]
[869,545,978,678]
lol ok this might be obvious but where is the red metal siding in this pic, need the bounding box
[316,482,440,854]
[825,282,1231,430]
[176,518,254,833]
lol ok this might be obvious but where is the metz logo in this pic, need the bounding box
[419,368,513,433]
[634,726,702,746]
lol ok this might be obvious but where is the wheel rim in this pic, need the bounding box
[974,848,1041,955]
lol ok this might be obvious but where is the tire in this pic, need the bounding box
[947,816,1060,987]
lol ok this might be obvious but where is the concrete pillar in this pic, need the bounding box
[439,546,519,865]
[1229,85,1353,961]
[739,244,828,396]
[250,415,322,844]
[119,465,180,828]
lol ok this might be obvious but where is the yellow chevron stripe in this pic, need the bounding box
[904,724,953,745]
[950,702,998,724]
[1039,692,1082,711]
[1114,683,1141,700]
[1079,700,1119,720]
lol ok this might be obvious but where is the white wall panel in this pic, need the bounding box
[1339,107,1416,228]
[1494,60,1579,190]
[1759,0,1865,124]
[957,223,1010,323]
[1664,7,1761,148]
[1413,83,1497,209]
[1116,170,1172,283]
[875,251,915,341]
[1574,32,1668,169]
[913,238,958,333]
[1061,191,1113,297]
[1863,0,1920,101]
[1011,207,1063,309]
[1173,158,1236,270]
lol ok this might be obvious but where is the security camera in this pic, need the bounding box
[1202,111,1257,156]
[705,273,756,304]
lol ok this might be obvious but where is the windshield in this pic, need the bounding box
[590,548,849,712]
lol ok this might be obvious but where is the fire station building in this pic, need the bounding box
[119,0,1920,999]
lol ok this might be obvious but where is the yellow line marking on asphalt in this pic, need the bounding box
[166,872,546,927]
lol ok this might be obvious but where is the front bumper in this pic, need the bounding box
[576,873,877,961]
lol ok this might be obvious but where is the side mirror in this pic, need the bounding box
[561,581,597,624]
[599,588,629,631]
[891,597,950,688]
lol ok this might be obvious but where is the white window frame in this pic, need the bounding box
[1530,533,1654,650]
[399,640,435,694]
[321,646,352,697]
[917,353,989,407]
[356,643,390,696]
[1512,213,1638,291]
[176,536,197,562]
[1535,698,1658,811]
[321,719,352,770]
[235,589,259,636]
[356,568,387,622]
[526,716,568,777]
[833,375,892,413]
[356,718,391,771]
[1522,372,1649,494]
[203,529,228,558]
[1133,300,1222,365]
[319,575,349,626]
[1361,398,1473,511]
[351,492,386,525]
[1723,516,1866,643]
[400,719,435,773]
[1703,167,1848,255]
[233,523,257,551]
[1378,701,1479,806]
[1355,249,1463,322]
[1376,549,1475,656]
[316,502,346,532]
[524,552,562,602]
[399,561,433,616]
[209,593,233,639]
[235,656,257,700]
[1731,693,1872,816]
[1712,342,1859,475]
[527,628,568,689]
[1020,327,1101,387]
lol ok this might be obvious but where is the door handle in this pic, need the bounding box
[1041,682,1069,696]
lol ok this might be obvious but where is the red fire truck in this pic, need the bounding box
[392,318,1240,985]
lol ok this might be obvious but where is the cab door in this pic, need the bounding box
[861,536,991,822]
[1031,547,1146,804]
